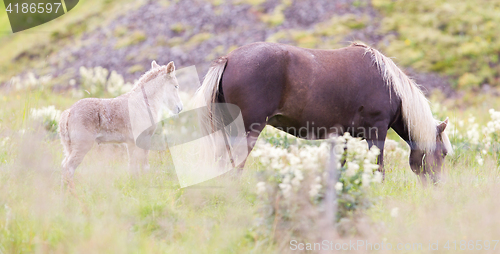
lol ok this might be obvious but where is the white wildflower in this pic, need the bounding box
[30,105,61,122]
[10,72,51,90]
[458,120,464,127]
[384,139,398,151]
[279,166,291,175]
[256,182,266,195]
[282,174,291,185]
[346,162,359,177]
[309,183,322,198]
[107,71,133,97]
[270,160,285,171]
[476,155,484,166]
[251,147,262,157]
[363,159,379,173]
[334,182,343,192]
[362,173,371,187]
[314,176,321,183]
[373,171,383,183]
[287,153,301,166]
[468,116,475,124]
[390,207,399,217]
[291,169,304,187]
[279,183,292,198]
[367,146,380,159]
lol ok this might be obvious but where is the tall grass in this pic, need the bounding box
[0,91,499,253]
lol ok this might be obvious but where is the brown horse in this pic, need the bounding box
[197,42,452,182]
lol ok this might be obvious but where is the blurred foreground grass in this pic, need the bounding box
[0,90,499,253]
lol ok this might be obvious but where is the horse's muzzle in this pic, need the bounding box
[175,104,183,114]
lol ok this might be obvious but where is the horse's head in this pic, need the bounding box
[151,60,183,114]
[409,117,452,184]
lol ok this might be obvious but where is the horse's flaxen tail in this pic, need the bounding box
[193,57,228,133]
[59,109,71,164]
[352,42,437,152]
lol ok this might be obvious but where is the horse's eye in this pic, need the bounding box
[175,85,179,89]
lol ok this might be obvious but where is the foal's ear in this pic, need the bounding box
[166,61,175,73]
[151,60,160,69]
[437,117,449,134]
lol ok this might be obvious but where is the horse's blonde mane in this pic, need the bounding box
[352,42,437,151]
[131,65,172,92]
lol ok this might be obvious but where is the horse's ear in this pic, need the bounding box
[166,61,175,73]
[151,60,160,69]
[437,117,448,134]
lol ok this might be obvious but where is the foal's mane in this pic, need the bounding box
[352,42,439,152]
[130,65,171,92]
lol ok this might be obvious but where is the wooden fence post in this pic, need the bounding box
[324,137,339,227]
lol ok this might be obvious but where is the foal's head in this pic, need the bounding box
[151,60,183,114]
[409,118,452,184]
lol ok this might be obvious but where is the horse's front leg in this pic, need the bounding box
[140,148,150,172]
[366,125,388,179]
[127,143,140,174]
[367,139,385,178]
[127,142,150,173]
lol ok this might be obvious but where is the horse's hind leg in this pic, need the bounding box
[235,122,266,172]
[62,138,94,186]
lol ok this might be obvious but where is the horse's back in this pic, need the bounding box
[223,42,386,102]
[221,42,396,132]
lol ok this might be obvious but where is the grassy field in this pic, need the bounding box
[1,0,500,253]
[0,88,498,253]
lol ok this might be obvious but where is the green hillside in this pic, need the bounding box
[0,0,499,93]
[374,0,500,89]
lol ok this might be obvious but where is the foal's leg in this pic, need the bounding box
[140,148,150,172]
[127,143,139,173]
[62,137,94,185]
[127,143,150,173]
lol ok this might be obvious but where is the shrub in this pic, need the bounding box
[78,66,133,98]
[30,105,62,134]
[446,109,500,166]
[8,72,52,91]
[79,66,109,97]
[251,129,382,245]
[107,71,133,97]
